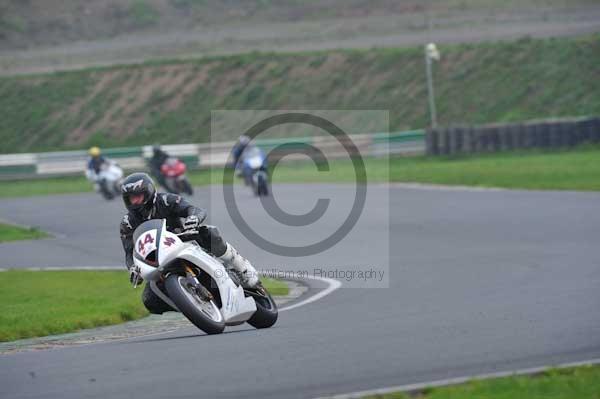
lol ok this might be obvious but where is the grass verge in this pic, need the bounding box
[261,276,289,297]
[202,145,600,191]
[365,365,600,399]
[0,270,288,342]
[0,175,92,197]
[0,222,48,242]
[1,146,599,198]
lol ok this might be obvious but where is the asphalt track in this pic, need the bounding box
[1,184,600,399]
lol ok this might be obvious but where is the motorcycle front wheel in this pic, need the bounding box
[257,173,269,196]
[181,178,194,195]
[98,180,114,200]
[165,274,225,334]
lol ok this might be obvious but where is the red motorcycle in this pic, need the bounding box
[160,157,194,195]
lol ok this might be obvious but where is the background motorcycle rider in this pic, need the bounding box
[119,172,260,314]
[148,145,169,189]
[85,146,107,179]
[231,135,251,175]
[85,146,122,199]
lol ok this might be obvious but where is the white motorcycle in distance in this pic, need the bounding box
[86,161,124,200]
[131,219,278,335]
[241,146,269,197]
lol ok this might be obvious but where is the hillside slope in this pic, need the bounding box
[0,34,598,153]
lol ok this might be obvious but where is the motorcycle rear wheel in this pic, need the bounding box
[246,285,278,329]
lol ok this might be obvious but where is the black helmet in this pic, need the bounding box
[121,173,156,219]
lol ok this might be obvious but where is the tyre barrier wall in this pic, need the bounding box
[0,130,425,180]
[426,116,600,156]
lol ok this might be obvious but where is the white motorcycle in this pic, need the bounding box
[131,219,278,334]
[241,146,269,197]
[87,161,124,200]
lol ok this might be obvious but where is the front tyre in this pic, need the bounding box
[165,274,225,335]
[247,285,278,329]
[181,178,194,195]
[98,180,114,200]
[257,172,269,196]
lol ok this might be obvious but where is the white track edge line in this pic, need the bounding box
[314,358,600,399]
[278,275,342,312]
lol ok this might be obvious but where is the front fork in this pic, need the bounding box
[183,263,213,301]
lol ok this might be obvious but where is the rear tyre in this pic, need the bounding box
[165,274,225,334]
[247,286,278,329]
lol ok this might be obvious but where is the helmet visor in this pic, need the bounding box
[129,193,145,205]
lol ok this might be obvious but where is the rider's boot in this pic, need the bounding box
[219,243,260,288]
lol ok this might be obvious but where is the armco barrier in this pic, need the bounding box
[0,131,426,180]
[426,116,600,156]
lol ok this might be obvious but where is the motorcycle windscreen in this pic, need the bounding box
[246,156,264,169]
[242,147,263,161]
[132,219,164,265]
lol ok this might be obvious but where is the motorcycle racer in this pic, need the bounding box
[85,146,108,181]
[85,147,123,200]
[148,145,170,190]
[231,135,251,175]
[119,172,260,314]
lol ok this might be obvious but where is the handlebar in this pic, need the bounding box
[177,229,199,237]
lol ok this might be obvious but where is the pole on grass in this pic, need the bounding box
[425,42,440,129]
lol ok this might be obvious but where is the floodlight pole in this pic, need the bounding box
[425,49,438,129]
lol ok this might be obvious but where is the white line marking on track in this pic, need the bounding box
[278,275,342,312]
[314,358,600,399]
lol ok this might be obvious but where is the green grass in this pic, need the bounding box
[0,175,93,197]
[261,277,288,297]
[365,365,600,399]
[0,223,48,242]
[385,147,600,191]
[277,146,600,190]
[0,270,147,342]
[1,146,598,198]
[0,34,599,153]
[0,270,288,342]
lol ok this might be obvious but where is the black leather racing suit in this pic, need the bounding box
[119,192,227,314]
[148,150,170,189]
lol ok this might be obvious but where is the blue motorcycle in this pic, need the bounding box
[240,146,269,196]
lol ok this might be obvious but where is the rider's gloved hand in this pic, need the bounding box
[183,215,201,231]
[128,265,143,287]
